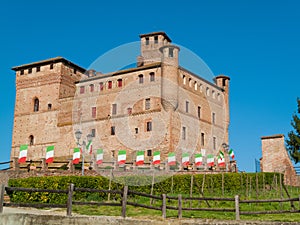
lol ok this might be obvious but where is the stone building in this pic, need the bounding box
[10,32,230,167]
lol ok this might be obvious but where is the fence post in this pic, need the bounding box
[41,158,47,172]
[235,195,240,220]
[178,194,182,219]
[67,183,74,216]
[162,194,166,219]
[13,157,19,171]
[68,159,74,173]
[0,184,5,213]
[122,186,128,218]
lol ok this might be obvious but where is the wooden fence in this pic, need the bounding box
[1,184,300,220]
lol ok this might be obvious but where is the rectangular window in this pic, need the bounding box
[28,68,32,74]
[138,74,144,84]
[74,68,77,74]
[147,149,152,156]
[169,48,174,58]
[80,86,85,94]
[212,112,216,124]
[135,128,138,134]
[108,81,112,89]
[90,84,94,92]
[213,137,216,150]
[150,72,155,82]
[146,121,152,132]
[36,66,40,72]
[201,133,205,146]
[117,79,123,87]
[112,104,117,115]
[185,101,189,113]
[91,129,96,137]
[99,82,104,91]
[154,36,158,44]
[111,126,115,135]
[145,37,149,45]
[182,126,186,140]
[145,98,150,110]
[48,104,52,110]
[92,107,96,118]
[198,106,201,119]
[20,70,24,75]
[50,64,54,70]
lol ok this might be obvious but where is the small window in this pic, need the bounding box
[28,68,32,74]
[212,91,215,99]
[90,84,94,92]
[138,74,144,84]
[48,103,52,110]
[183,75,186,85]
[127,107,132,115]
[206,87,210,96]
[147,149,152,156]
[197,106,201,119]
[146,121,152,132]
[189,78,192,87]
[91,129,96,137]
[213,137,216,150]
[150,72,155,82]
[145,37,149,45]
[33,98,39,112]
[194,81,198,90]
[200,84,203,92]
[112,104,117,115]
[169,48,174,58]
[92,107,96,118]
[99,82,104,91]
[80,86,85,94]
[117,79,123,87]
[20,70,24,75]
[111,126,115,135]
[135,128,138,134]
[185,101,189,113]
[217,93,221,101]
[145,98,150,110]
[212,112,216,124]
[74,68,77,74]
[36,66,40,72]
[222,79,226,87]
[29,135,34,146]
[108,81,112,89]
[50,64,54,70]
[154,36,158,44]
[201,133,205,146]
[182,126,186,140]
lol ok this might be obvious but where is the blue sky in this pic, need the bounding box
[0,0,299,171]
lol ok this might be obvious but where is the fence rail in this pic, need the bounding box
[0,184,299,220]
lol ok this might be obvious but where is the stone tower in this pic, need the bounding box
[11,57,85,160]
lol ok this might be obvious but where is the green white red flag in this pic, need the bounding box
[86,140,93,154]
[152,151,160,165]
[182,153,189,166]
[73,148,81,164]
[218,151,225,167]
[118,150,126,165]
[168,152,176,165]
[229,149,235,159]
[45,146,54,163]
[195,153,202,166]
[18,144,28,163]
[207,154,214,167]
[136,151,144,166]
[96,149,103,164]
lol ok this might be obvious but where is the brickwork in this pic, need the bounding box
[261,134,299,186]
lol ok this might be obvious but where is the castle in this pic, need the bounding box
[10,32,230,168]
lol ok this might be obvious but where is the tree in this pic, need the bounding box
[286,98,300,164]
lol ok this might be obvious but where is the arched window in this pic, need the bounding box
[33,98,39,112]
[29,135,34,145]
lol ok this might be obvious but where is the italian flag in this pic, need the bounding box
[45,146,54,163]
[152,151,160,165]
[18,144,28,163]
[182,153,189,166]
[207,154,214,167]
[168,152,176,165]
[229,149,235,159]
[195,153,202,166]
[136,151,144,166]
[118,150,126,165]
[96,149,103,164]
[218,151,225,167]
[73,148,81,164]
[86,140,93,155]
